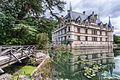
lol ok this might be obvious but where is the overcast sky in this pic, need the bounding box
[62,0,120,35]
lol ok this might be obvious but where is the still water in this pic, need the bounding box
[53,48,120,80]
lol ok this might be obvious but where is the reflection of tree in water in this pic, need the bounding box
[114,49,120,57]
[50,48,116,80]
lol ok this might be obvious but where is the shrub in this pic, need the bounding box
[36,33,49,49]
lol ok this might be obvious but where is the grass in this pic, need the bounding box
[13,65,36,80]
[17,65,36,75]
[1,58,37,80]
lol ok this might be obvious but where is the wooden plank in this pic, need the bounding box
[31,55,49,76]
[0,68,4,73]
[0,45,36,72]
[23,50,31,58]
[0,49,11,56]
[11,52,22,63]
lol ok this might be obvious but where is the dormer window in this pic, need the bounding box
[76,16,81,24]
[85,20,88,26]
[65,20,67,25]
[68,18,71,23]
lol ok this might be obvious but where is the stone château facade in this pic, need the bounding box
[52,6,114,48]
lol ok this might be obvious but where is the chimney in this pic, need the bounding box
[83,11,85,15]
[92,11,94,14]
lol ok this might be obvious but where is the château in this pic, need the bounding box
[52,5,114,49]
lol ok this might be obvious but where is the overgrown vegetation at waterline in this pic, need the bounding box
[31,57,55,80]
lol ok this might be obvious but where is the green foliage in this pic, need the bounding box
[114,34,120,44]
[0,0,66,20]
[28,58,35,65]
[5,24,37,45]
[36,33,49,49]
[13,65,36,80]
[61,40,67,44]
[0,12,15,44]
[36,17,58,41]
[49,45,71,63]
[49,45,71,79]
[0,0,63,46]
[6,38,23,45]
[83,64,106,79]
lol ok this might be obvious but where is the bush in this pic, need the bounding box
[61,40,67,44]
[36,33,49,49]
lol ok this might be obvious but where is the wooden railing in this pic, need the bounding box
[0,45,36,73]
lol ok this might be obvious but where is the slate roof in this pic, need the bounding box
[64,11,101,25]
[70,11,88,21]
[63,10,113,28]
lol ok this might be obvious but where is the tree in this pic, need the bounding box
[36,33,49,49]
[0,12,15,44]
[36,17,58,41]
[0,0,66,20]
[19,17,58,41]
[0,0,65,45]
[114,34,120,44]
[6,24,38,45]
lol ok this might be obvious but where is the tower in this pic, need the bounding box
[67,2,72,18]
[108,16,113,49]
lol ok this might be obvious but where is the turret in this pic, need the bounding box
[67,2,72,18]
[108,16,112,28]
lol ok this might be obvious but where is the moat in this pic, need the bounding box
[52,48,120,80]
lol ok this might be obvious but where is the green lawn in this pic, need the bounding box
[13,65,36,80]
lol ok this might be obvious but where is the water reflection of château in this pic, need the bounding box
[55,48,115,80]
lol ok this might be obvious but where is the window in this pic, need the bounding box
[61,37,63,40]
[58,37,60,41]
[65,20,67,25]
[85,36,88,41]
[106,38,108,42]
[95,37,97,41]
[77,36,80,40]
[92,30,94,35]
[92,37,97,41]
[64,36,66,40]
[68,27,70,32]
[95,30,97,35]
[105,32,107,36]
[100,31,102,36]
[64,28,66,33]
[100,37,102,41]
[77,28,80,33]
[85,29,88,34]
[68,35,70,38]
[61,30,62,34]
[92,29,97,35]
[68,19,71,23]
